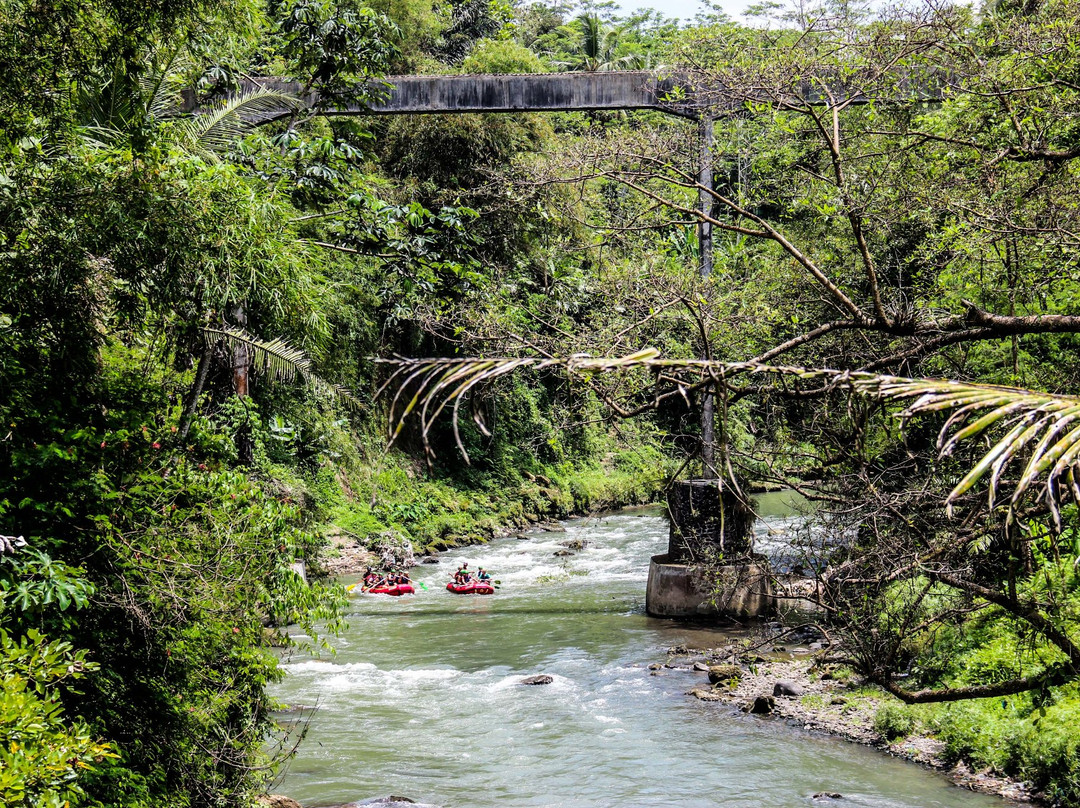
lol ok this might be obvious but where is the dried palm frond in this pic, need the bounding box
[849,376,1080,529]
[377,351,1080,527]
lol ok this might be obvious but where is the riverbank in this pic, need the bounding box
[315,449,673,576]
[664,645,1040,805]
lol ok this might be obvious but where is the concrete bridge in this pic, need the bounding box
[203,71,700,123]
[193,69,942,126]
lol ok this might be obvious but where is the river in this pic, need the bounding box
[272,497,1008,808]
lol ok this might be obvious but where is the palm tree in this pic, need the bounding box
[570,14,642,72]
[75,42,304,157]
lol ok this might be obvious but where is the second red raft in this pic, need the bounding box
[446,581,494,595]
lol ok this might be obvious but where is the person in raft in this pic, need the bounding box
[476,568,491,583]
[363,568,380,588]
[454,563,472,584]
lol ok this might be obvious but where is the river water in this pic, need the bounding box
[272,497,1006,808]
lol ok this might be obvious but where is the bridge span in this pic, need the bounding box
[216,71,698,122]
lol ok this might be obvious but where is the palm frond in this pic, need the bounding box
[377,351,1080,527]
[175,89,305,156]
[849,376,1080,528]
[204,326,312,381]
[202,327,363,412]
[142,45,194,121]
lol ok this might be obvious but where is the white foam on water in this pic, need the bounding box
[281,659,360,674]
[394,667,460,682]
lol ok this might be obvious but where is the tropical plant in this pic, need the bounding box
[565,13,641,72]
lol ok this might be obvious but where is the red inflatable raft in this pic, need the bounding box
[365,583,415,596]
[446,581,494,595]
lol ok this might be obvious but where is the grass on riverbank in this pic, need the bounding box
[869,684,1080,806]
[267,412,676,566]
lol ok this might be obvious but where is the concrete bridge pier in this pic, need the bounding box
[645,479,774,620]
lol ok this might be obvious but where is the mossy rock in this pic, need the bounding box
[708,664,743,684]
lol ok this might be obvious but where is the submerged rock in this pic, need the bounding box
[421,556,440,564]
[337,798,441,808]
[520,675,554,685]
[812,793,843,800]
[559,538,587,550]
[553,549,574,557]
[688,687,724,702]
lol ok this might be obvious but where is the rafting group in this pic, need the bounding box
[446,563,495,595]
[356,568,416,596]
[352,562,495,596]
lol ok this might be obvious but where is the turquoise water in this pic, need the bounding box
[272,508,1009,808]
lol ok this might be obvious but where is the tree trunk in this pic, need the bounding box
[231,304,255,466]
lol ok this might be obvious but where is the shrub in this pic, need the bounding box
[874,701,916,740]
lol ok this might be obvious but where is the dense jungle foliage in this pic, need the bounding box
[2,0,1080,805]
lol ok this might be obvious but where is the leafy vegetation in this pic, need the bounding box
[4,0,1080,803]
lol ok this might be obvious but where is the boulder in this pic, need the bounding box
[748,694,775,714]
[520,675,553,685]
[560,538,588,550]
[553,549,574,557]
[648,663,663,671]
[773,680,805,697]
[421,556,440,564]
[692,661,710,672]
[541,524,567,533]
[707,664,743,684]
[688,687,724,702]
[812,793,843,801]
[257,797,302,808]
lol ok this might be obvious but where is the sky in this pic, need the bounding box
[614,0,753,22]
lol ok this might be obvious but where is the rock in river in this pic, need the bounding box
[521,675,554,685]
[553,549,574,557]
[342,797,440,808]
[688,687,724,702]
[559,538,588,550]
